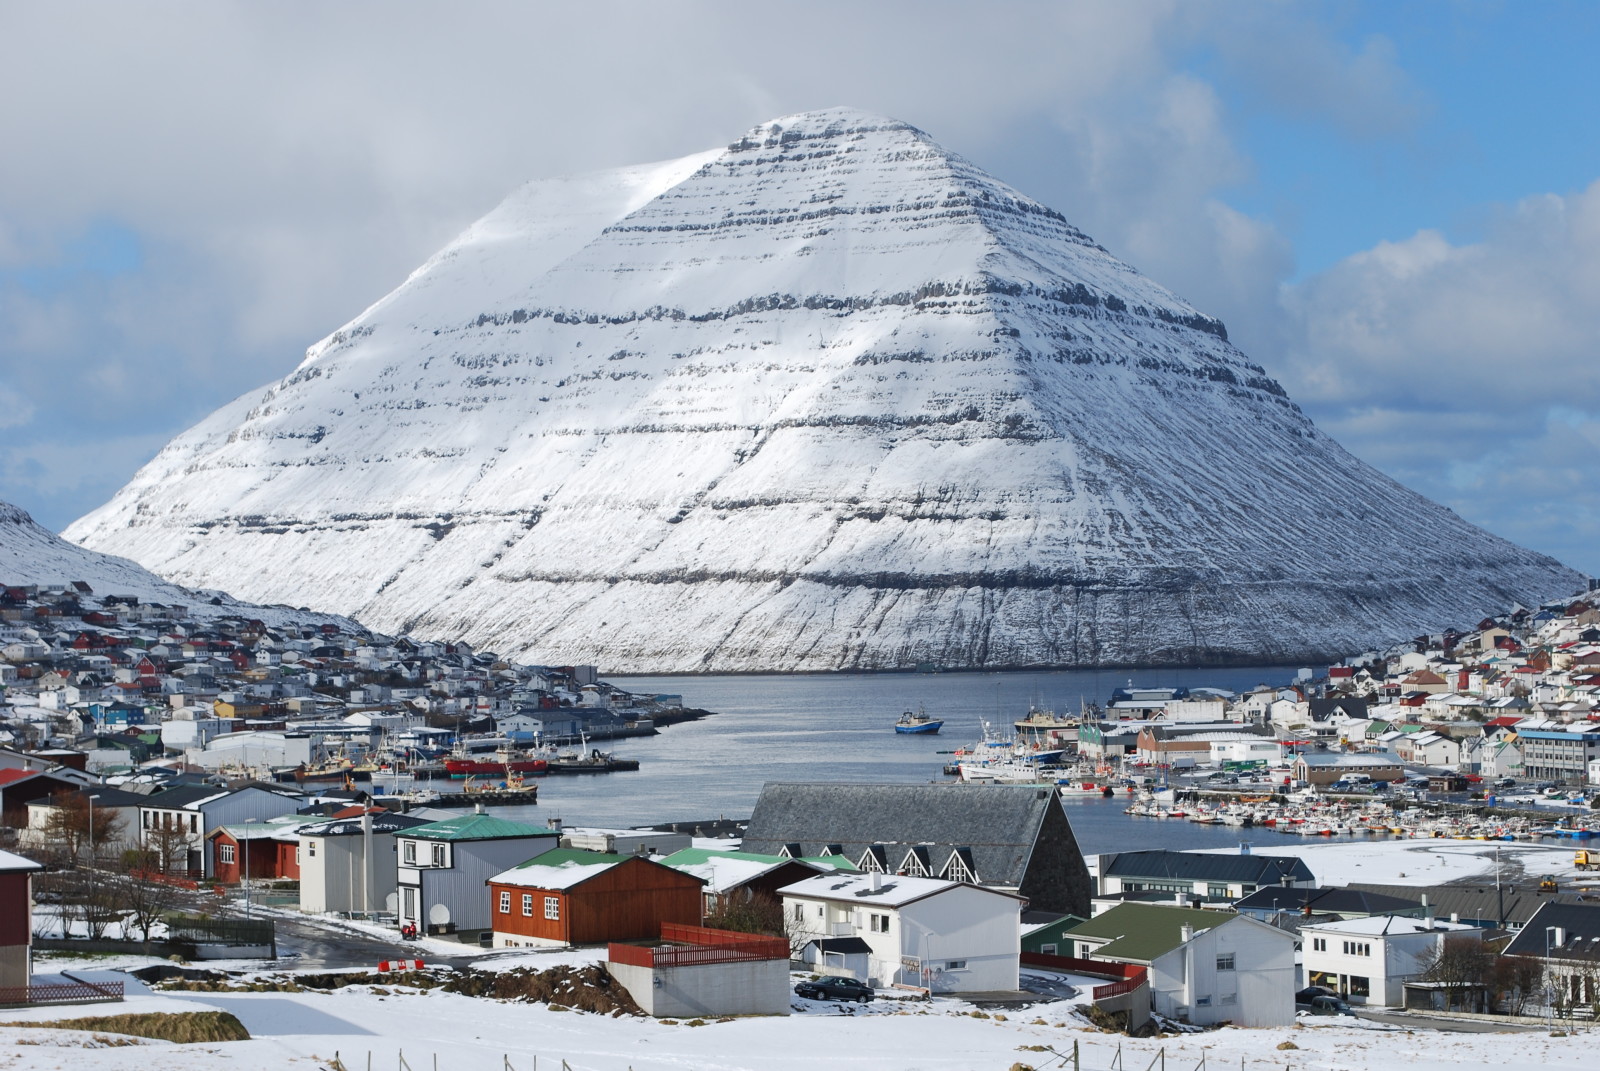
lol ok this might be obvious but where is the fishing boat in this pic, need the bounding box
[894,708,944,735]
[443,744,551,778]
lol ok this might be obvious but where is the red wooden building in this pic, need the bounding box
[487,849,703,949]
[0,850,41,989]
[208,817,305,884]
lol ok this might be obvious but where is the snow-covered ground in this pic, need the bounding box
[6,838,1595,1071]
[1190,836,1593,887]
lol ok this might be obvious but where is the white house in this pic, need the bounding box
[1300,914,1481,1006]
[779,871,1023,994]
[1062,903,1296,1027]
[1148,914,1297,1027]
[298,809,434,915]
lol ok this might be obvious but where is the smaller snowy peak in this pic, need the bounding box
[3,499,351,630]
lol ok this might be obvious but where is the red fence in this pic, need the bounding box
[1091,970,1148,1000]
[1021,951,1144,982]
[609,924,789,970]
[0,980,125,1007]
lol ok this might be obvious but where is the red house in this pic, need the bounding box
[0,850,41,990]
[487,849,704,949]
[208,817,306,884]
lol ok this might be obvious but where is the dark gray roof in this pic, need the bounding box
[47,786,151,809]
[1346,882,1574,928]
[1503,902,1600,959]
[1235,885,1421,916]
[742,782,1061,889]
[297,811,434,837]
[139,784,227,809]
[1100,850,1315,885]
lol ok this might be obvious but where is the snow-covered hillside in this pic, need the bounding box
[65,108,1581,671]
[2,500,350,630]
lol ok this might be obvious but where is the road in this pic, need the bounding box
[249,909,487,972]
[1350,1007,1548,1033]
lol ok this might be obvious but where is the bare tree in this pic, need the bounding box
[1419,936,1493,1012]
[38,794,124,865]
[704,891,785,936]
[1490,955,1543,1016]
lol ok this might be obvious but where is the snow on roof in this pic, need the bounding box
[1301,914,1477,936]
[776,870,983,908]
[0,848,41,871]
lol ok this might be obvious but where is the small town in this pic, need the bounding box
[0,575,1599,1068]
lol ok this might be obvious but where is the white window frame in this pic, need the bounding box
[402,841,416,865]
[219,844,235,864]
[522,894,534,917]
[498,890,511,914]
[544,896,560,920]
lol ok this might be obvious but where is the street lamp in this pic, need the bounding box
[243,817,259,919]
[1546,925,1560,1028]
[85,794,100,865]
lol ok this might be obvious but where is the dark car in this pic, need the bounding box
[1294,986,1350,1015]
[794,976,875,1003]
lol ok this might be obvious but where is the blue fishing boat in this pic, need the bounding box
[894,708,943,734]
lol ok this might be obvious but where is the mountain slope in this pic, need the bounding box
[65,109,1582,670]
[2,500,350,629]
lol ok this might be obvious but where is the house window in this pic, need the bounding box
[793,903,803,920]
[1207,884,1229,898]
[403,842,416,864]
[1312,937,1326,952]
[1216,953,1235,971]
[307,842,316,858]
[431,843,446,867]
[522,894,533,917]
[945,960,967,970]
[219,844,235,864]
[544,896,560,920]
[499,891,511,914]
[1342,941,1371,956]
[1348,975,1370,998]
[295,848,301,864]
[189,814,197,832]
[1040,943,1057,955]
[869,913,890,933]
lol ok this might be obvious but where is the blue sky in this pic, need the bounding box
[1,1,1597,578]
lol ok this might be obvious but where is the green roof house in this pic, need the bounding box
[395,810,556,937]
[1064,903,1296,1027]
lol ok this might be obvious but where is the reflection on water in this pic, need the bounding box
[468,666,1359,855]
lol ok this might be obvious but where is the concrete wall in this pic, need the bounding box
[607,957,790,1018]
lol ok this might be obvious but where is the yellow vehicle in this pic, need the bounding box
[1578,850,1599,872]
[1540,875,1559,892]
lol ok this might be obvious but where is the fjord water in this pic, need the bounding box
[487,666,1364,855]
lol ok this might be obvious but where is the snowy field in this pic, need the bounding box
[1190,835,1596,887]
[3,839,1595,1071]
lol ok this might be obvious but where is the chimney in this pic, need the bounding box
[1450,912,1459,924]
[870,871,882,892]
[1180,924,1194,943]
[546,816,562,830]
[474,803,485,815]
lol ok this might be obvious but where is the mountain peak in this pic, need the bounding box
[65,113,1579,671]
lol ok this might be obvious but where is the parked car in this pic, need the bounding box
[1294,986,1350,1015]
[794,976,875,1003]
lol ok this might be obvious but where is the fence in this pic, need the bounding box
[164,913,276,946]
[608,923,788,970]
[1092,970,1149,1001]
[0,979,125,1008]
[1022,951,1146,983]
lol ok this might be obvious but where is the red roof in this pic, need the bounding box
[0,769,39,786]
[1486,716,1523,727]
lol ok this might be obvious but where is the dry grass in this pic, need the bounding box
[27,1011,250,1043]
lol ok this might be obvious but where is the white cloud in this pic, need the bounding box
[1277,180,1600,572]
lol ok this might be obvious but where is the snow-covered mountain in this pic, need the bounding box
[3,500,350,629]
[65,108,1581,671]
